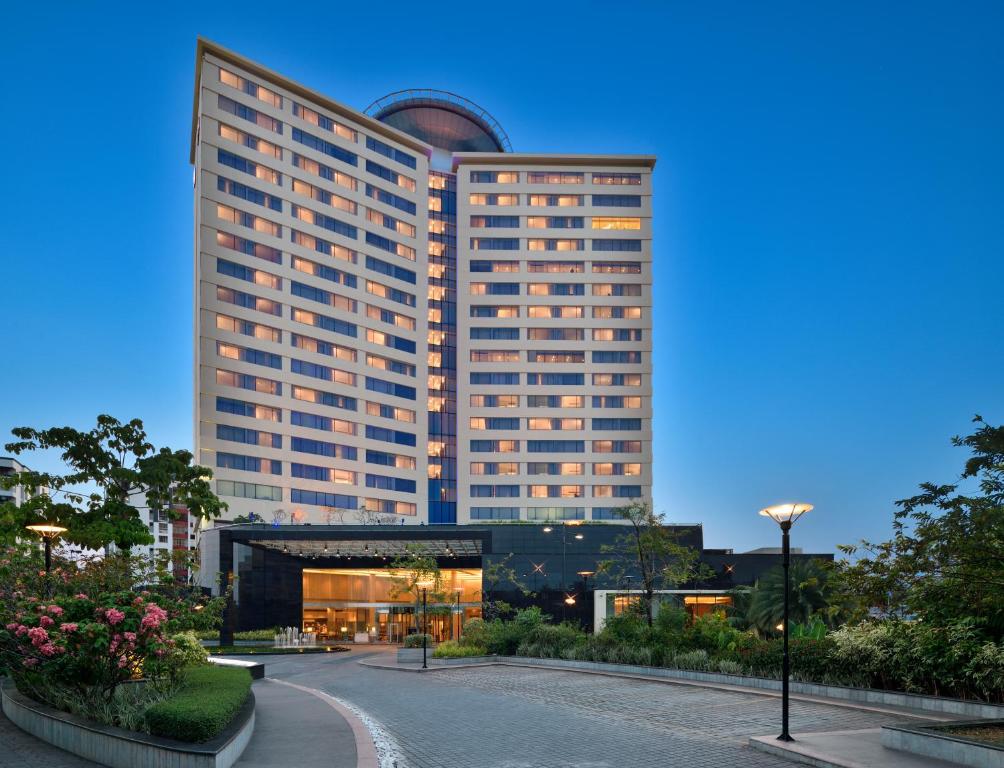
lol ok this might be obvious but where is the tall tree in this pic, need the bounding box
[480,553,531,620]
[0,415,226,551]
[597,502,711,626]
[746,559,834,634]
[835,416,1004,637]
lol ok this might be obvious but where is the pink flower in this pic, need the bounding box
[15,625,28,637]
[75,593,88,600]
[39,643,58,657]
[27,627,49,647]
[47,605,63,616]
[117,656,128,668]
[22,658,38,668]
[132,596,144,606]
[59,623,78,633]
[39,615,54,628]
[104,609,125,626]
[123,632,137,643]
[4,622,16,631]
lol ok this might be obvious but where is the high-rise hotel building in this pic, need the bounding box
[191,40,654,528]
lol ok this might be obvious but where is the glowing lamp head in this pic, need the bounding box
[564,595,577,605]
[542,526,553,533]
[25,523,67,540]
[758,503,813,527]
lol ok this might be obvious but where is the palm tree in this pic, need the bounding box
[747,559,832,635]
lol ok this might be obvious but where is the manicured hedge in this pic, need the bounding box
[145,666,251,742]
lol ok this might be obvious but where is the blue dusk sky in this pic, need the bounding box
[1,1,1001,554]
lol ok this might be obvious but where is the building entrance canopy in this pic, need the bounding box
[237,524,487,561]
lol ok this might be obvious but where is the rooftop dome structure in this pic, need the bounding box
[365,89,511,153]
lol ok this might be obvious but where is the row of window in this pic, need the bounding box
[471,260,642,273]
[469,417,643,430]
[470,216,642,230]
[469,485,643,498]
[469,194,642,207]
[469,395,643,408]
[470,373,642,386]
[469,351,643,364]
[468,440,641,453]
[215,479,417,516]
[469,506,631,521]
[470,283,643,297]
[469,171,642,185]
[466,306,643,321]
[470,462,642,475]
[470,328,643,341]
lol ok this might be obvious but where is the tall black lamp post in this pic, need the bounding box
[417,578,433,669]
[577,570,595,630]
[758,502,813,742]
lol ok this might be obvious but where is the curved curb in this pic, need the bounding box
[266,678,380,768]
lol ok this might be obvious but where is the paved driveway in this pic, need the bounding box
[259,649,924,768]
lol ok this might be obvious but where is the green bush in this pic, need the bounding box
[516,622,584,659]
[145,666,251,742]
[170,631,209,668]
[403,633,433,648]
[234,628,279,641]
[432,640,489,658]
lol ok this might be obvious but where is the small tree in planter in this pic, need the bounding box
[389,548,446,641]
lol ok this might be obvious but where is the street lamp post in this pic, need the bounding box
[454,586,463,640]
[26,523,68,596]
[758,502,813,742]
[416,577,433,669]
[577,570,595,630]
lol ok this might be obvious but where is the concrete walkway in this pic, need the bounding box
[235,677,363,768]
[0,708,101,768]
[750,729,959,768]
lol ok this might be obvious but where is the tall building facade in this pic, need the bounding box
[191,40,653,527]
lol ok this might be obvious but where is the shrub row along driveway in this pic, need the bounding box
[257,648,926,768]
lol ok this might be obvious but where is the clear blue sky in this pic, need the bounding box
[2,1,1002,554]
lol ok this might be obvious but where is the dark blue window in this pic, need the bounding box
[474,216,519,228]
[366,159,407,184]
[526,373,585,385]
[217,258,273,286]
[296,261,355,288]
[217,176,282,211]
[291,127,357,166]
[470,327,519,340]
[471,507,520,520]
[366,450,410,467]
[365,377,416,400]
[610,485,642,498]
[365,474,417,493]
[592,195,641,207]
[216,424,282,449]
[470,485,520,498]
[592,507,620,520]
[470,372,520,385]
[592,351,642,364]
[290,489,358,508]
[479,283,520,295]
[365,184,416,215]
[528,440,585,453]
[302,389,356,411]
[290,204,356,239]
[217,95,282,133]
[365,425,416,447]
[479,417,520,430]
[470,238,519,250]
[593,418,642,430]
[291,437,356,460]
[592,239,642,252]
[290,411,350,432]
[217,452,281,475]
[365,254,416,284]
[217,232,281,264]
[296,310,357,339]
[366,136,417,169]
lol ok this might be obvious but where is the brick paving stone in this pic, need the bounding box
[260,651,930,768]
[0,710,101,768]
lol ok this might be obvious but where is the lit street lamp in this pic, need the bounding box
[577,570,595,629]
[25,523,67,575]
[454,586,463,640]
[759,502,813,742]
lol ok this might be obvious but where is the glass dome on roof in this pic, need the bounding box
[365,90,511,153]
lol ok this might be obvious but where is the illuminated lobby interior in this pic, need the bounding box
[302,567,483,642]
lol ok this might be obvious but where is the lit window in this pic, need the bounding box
[591,217,642,230]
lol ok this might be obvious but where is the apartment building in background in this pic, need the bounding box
[191,39,653,527]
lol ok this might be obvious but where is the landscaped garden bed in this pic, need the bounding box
[207,644,350,656]
[882,720,1004,768]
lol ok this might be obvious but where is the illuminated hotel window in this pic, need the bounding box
[470,305,519,318]
[469,417,520,430]
[593,463,642,476]
[291,178,357,213]
[366,279,416,307]
[528,261,584,273]
[292,359,356,386]
[528,239,584,251]
[217,231,282,265]
[470,394,519,408]
[219,68,283,109]
[366,304,416,331]
[592,173,642,186]
[366,159,416,191]
[364,498,417,516]
[366,449,416,470]
[293,102,357,142]
[469,193,520,205]
[593,328,643,342]
[470,215,519,228]
[216,369,281,395]
[527,283,584,297]
[470,351,520,363]
[592,440,643,453]
[291,463,357,485]
[218,123,282,159]
[526,395,584,408]
[218,151,282,186]
[470,462,519,476]
[592,306,642,319]
[527,462,584,475]
[470,283,520,296]
[291,385,356,411]
[291,282,355,313]
[216,396,281,423]
[291,335,357,364]
[469,440,520,453]
[470,260,519,273]
[216,203,281,237]
[292,230,357,264]
[593,373,642,387]
[470,171,519,184]
[528,194,583,207]
[367,208,417,238]
[217,286,281,316]
[528,351,585,364]
[528,305,583,319]
[527,328,584,341]
[217,95,282,134]
[527,172,584,184]
[216,341,281,369]
[592,261,641,274]
[528,485,584,498]
[428,396,446,412]
[366,401,417,424]
[528,418,584,431]
[292,154,357,191]
[591,217,642,230]
[527,216,584,229]
[592,283,642,297]
[215,313,281,343]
